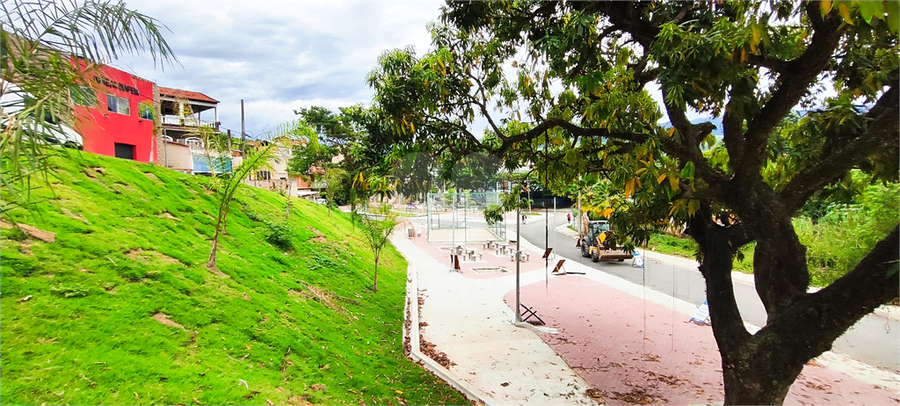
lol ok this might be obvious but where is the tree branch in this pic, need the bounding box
[779,83,899,212]
[740,5,844,172]
[758,225,899,366]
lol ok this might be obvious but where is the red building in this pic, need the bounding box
[73,63,157,162]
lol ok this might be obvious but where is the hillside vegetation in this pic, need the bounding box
[0,152,466,405]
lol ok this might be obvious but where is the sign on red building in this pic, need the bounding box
[73,63,156,162]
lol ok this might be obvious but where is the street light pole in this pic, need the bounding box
[515,199,521,323]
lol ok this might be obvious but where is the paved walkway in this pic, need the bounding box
[392,213,900,405]
[392,231,594,405]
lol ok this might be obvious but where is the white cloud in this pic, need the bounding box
[113,0,442,134]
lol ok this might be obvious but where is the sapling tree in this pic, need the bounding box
[357,204,397,293]
[207,142,275,268]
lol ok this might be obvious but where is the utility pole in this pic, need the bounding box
[240,99,246,154]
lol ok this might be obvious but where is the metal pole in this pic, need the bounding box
[515,200,521,323]
[240,99,246,153]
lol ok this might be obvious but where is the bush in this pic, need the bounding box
[794,181,899,286]
[264,220,293,250]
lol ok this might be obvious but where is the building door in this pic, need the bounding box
[114,143,135,160]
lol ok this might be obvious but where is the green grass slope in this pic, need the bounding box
[0,153,466,405]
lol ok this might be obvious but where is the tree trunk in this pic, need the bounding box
[721,350,803,405]
[285,197,291,219]
[693,206,900,405]
[693,213,800,405]
[207,226,220,268]
[373,256,379,293]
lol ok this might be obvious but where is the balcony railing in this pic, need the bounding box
[161,115,218,129]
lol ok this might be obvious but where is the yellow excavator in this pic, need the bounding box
[579,217,633,262]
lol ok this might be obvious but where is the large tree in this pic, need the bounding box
[368,1,899,404]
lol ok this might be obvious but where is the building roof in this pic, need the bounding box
[159,87,219,104]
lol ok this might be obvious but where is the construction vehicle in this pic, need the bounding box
[579,218,633,262]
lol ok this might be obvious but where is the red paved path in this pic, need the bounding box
[503,275,900,405]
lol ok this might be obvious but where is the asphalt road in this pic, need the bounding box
[518,210,900,374]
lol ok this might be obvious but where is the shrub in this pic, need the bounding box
[264,220,293,251]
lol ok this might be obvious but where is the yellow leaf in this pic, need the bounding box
[838,3,854,25]
[668,200,684,217]
[751,26,761,48]
[668,175,679,191]
[657,174,666,184]
[687,200,700,216]
[625,178,635,198]
[820,0,833,15]
[668,127,675,137]
[603,208,614,218]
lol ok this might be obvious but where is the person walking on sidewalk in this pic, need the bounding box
[567,213,571,223]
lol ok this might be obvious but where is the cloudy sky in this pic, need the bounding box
[114,0,444,137]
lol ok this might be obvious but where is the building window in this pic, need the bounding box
[106,94,130,116]
[114,143,135,160]
[138,101,154,120]
[256,171,271,180]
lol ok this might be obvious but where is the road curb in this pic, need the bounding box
[394,231,490,406]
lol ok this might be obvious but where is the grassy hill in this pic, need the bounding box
[0,152,466,405]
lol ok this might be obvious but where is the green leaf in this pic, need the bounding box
[680,162,695,179]
[858,0,885,25]
[886,1,899,33]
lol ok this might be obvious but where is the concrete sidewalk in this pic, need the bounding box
[391,230,595,405]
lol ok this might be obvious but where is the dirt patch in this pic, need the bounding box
[152,313,185,330]
[207,266,229,278]
[288,289,309,301]
[306,285,344,314]
[18,240,33,256]
[144,172,159,181]
[307,227,327,243]
[125,249,180,265]
[0,221,56,243]
[83,167,104,178]
[157,211,179,220]
[61,208,90,224]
